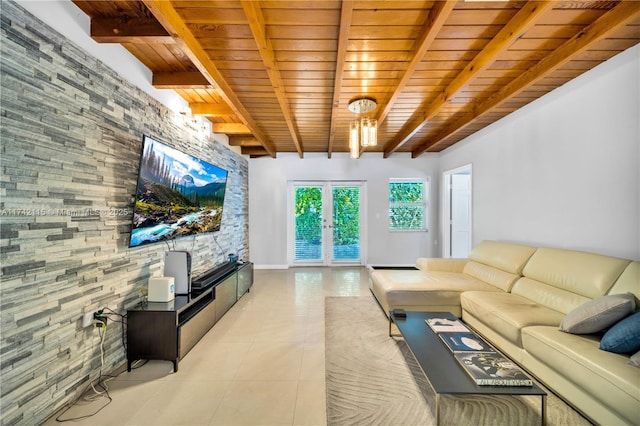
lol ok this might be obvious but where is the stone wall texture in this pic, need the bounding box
[0,2,249,424]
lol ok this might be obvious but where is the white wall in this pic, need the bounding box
[439,44,640,261]
[249,153,440,267]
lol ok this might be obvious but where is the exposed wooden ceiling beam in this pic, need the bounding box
[412,0,640,157]
[228,136,262,147]
[152,71,210,89]
[241,0,304,158]
[385,0,554,158]
[379,2,455,158]
[212,123,251,134]
[73,0,638,159]
[241,147,270,157]
[326,0,353,158]
[190,103,234,116]
[376,1,455,127]
[142,0,277,158]
[90,17,173,43]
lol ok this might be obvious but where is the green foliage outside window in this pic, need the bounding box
[332,187,360,246]
[295,187,322,242]
[389,181,426,230]
[295,186,360,246]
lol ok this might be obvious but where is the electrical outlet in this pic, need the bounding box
[82,312,94,328]
[93,309,107,327]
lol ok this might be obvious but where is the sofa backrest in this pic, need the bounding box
[512,247,631,314]
[462,241,537,292]
[607,261,640,300]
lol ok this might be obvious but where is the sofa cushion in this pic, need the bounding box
[460,291,565,346]
[369,269,500,317]
[559,293,636,334]
[522,248,630,300]
[467,240,537,275]
[630,351,640,368]
[511,277,590,316]
[522,326,640,424]
[514,248,631,316]
[462,261,521,292]
[600,311,640,354]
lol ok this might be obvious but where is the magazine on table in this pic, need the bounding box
[425,317,470,333]
[454,352,533,386]
[439,331,494,353]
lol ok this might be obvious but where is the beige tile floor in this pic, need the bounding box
[46,267,370,426]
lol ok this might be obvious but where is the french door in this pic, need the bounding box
[289,181,365,266]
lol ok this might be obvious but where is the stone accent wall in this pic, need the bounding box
[0,3,249,425]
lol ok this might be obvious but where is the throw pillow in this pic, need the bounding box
[559,293,636,334]
[629,351,640,368]
[600,311,640,354]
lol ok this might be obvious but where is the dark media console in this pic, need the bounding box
[126,261,253,372]
[191,261,237,291]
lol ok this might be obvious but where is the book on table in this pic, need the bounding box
[454,352,533,386]
[439,331,494,353]
[425,317,470,333]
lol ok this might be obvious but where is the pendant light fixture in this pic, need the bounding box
[360,117,377,147]
[349,121,360,158]
[348,97,378,158]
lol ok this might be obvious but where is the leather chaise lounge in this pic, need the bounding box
[369,241,640,425]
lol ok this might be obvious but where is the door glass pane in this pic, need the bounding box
[332,186,360,261]
[294,186,323,261]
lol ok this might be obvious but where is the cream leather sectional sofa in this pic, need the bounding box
[369,241,640,425]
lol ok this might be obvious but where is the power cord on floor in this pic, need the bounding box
[54,308,149,422]
[56,324,113,422]
[55,373,114,422]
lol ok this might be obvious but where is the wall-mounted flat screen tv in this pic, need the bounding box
[129,135,228,248]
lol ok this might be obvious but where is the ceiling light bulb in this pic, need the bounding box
[360,118,377,147]
[349,121,360,158]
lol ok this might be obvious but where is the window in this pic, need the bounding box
[389,179,427,231]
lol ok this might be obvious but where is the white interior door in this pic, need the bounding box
[442,165,472,258]
[450,174,471,258]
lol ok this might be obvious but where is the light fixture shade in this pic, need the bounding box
[347,97,377,157]
[349,121,360,158]
[348,98,377,114]
[360,117,377,147]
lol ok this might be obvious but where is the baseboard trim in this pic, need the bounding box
[254,264,290,270]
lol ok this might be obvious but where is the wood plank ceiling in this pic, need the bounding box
[71,1,640,158]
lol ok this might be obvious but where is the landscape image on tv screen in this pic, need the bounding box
[129,135,228,248]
